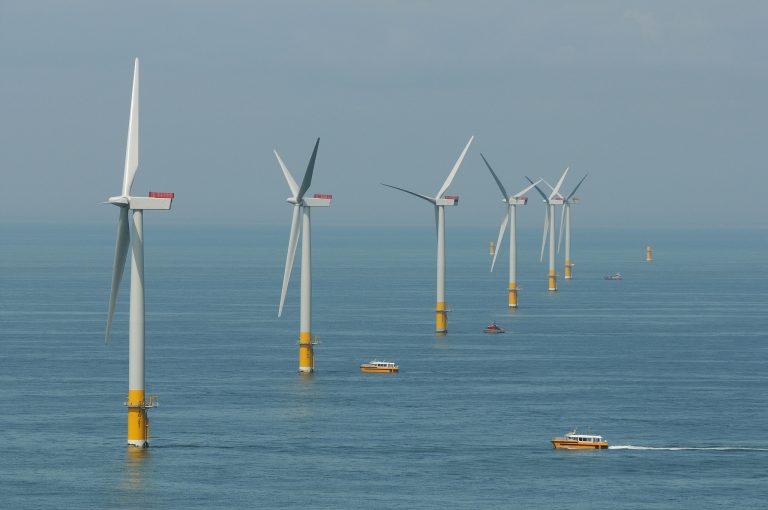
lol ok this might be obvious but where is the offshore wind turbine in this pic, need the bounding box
[276,138,332,373]
[527,167,568,291]
[104,58,175,448]
[557,174,588,279]
[382,136,473,334]
[481,154,541,308]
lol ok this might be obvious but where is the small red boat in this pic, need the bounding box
[484,322,505,334]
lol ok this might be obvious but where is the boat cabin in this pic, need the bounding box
[367,360,397,369]
[360,359,399,373]
[564,433,604,443]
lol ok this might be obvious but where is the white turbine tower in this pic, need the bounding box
[557,173,588,279]
[104,58,174,448]
[276,138,332,373]
[527,167,568,291]
[481,154,541,308]
[382,136,474,334]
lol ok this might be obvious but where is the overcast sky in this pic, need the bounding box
[1,1,766,228]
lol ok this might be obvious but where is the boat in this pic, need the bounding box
[483,321,505,334]
[604,273,623,280]
[360,360,399,373]
[551,431,609,449]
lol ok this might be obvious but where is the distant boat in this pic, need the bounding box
[604,273,623,280]
[483,322,505,334]
[360,360,399,373]
[551,431,609,449]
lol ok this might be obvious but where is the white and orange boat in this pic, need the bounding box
[483,322,505,334]
[551,431,609,449]
[360,360,399,373]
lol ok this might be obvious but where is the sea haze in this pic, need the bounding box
[1,224,767,508]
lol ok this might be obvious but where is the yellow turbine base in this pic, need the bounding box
[299,331,314,373]
[127,389,149,447]
[436,301,447,333]
[646,246,653,262]
[508,282,518,308]
[548,270,557,291]
[564,260,572,280]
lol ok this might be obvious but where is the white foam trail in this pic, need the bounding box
[609,445,768,452]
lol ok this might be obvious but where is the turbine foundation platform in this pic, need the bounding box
[299,332,315,373]
[436,302,448,333]
[125,391,157,448]
[508,282,518,308]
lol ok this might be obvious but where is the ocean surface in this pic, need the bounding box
[1,224,767,509]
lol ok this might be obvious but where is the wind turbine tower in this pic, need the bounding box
[382,136,473,334]
[481,154,540,307]
[276,139,332,373]
[558,174,588,279]
[528,167,568,292]
[105,58,175,448]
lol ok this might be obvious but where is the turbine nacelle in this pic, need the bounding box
[285,194,333,207]
[435,196,459,206]
[506,196,528,205]
[107,193,174,210]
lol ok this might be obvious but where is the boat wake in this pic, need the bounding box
[609,445,768,452]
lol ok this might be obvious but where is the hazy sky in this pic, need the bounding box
[1,1,766,228]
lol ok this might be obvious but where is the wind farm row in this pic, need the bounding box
[105,59,588,447]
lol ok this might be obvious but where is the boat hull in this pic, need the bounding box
[360,366,399,373]
[551,440,609,450]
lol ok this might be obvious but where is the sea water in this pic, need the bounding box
[1,224,766,508]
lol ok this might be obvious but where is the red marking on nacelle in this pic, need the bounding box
[445,195,459,201]
[149,192,175,198]
[313,194,333,199]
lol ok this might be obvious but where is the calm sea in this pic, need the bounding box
[1,224,767,509]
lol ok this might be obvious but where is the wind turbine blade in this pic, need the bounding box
[491,210,509,272]
[122,58,139,197]
[549,166,569,200]
[557,204,565,253]
[278,206,301,318]
[434,205,439,237]
[105,207,130,343]
[274,150,299,198]
[513,179,542,199]
[436,136,474,198]
[381,183,436,204]
[480,153,508,200]
[296,138,320,201]
[540,208,549,262]
[526,176,549,203]
[566,173,588,201]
